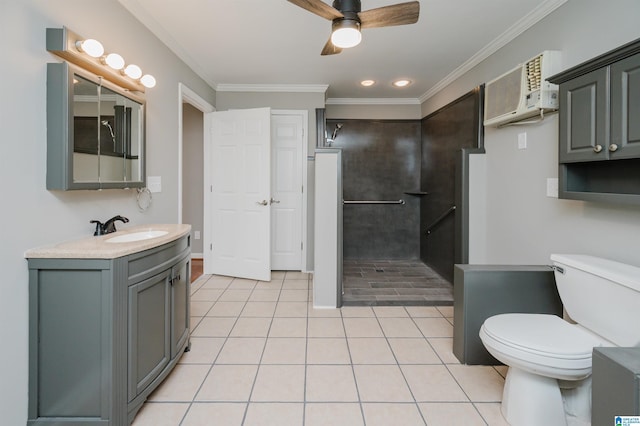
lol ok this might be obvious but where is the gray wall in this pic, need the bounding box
[182,103,204,255]
[423,0,640,266]
[329,119,421,259]
[0,1,216,423]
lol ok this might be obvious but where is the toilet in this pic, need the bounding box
[479,254,640,426]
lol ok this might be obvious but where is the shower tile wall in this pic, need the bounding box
[328,119,421,259]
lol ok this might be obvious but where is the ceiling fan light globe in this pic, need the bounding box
[331,19,362,48]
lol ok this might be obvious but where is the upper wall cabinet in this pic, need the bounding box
[549,38,640,205]
[47,62,146,190]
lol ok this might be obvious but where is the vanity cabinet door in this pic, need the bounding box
[170,257,191,359]
[610,52,640,159]
[128,269,171,401]
[558,67,609,163]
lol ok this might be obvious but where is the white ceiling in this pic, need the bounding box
[119,0,566,102]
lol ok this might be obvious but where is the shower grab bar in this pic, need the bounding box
[425,205,456,235]
[343,199,406,205]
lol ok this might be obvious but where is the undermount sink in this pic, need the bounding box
[105,230,169,243]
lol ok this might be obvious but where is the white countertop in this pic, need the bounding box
[25,224,191,259]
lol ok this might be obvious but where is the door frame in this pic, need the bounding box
[178,83,215,230]
[271,109,309,272]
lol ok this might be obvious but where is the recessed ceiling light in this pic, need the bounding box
[393,79,411,88]
[360,80,375,87]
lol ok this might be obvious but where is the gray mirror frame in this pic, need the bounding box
[46,61,146,190]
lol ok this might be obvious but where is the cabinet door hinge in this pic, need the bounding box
[301,242,303,251]
[210,243,213,251]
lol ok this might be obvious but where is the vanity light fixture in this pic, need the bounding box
[393,79,411,88]
[46,27,155,93]
[360,79,375,87]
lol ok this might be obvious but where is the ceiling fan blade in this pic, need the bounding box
[359,1,420,29]
[321,37,343,55]
[287,0,344,20]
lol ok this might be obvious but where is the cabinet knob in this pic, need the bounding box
[593,144,603,153]
[609,143,619,152]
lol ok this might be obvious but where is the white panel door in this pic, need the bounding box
[270,113,303,270]
[208,108,271,281]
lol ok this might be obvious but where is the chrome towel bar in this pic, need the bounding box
[343,199,405,205]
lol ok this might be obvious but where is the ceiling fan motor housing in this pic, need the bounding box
[332,0,362,13]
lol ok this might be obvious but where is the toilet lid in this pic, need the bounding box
[482,314,608,360]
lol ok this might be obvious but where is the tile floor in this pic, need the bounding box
[132,272,509,426]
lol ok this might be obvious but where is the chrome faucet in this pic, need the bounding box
[90,215,129,236]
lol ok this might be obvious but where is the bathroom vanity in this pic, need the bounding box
[25,224,191,425]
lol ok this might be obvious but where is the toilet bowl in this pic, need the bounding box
[479,254,640,426]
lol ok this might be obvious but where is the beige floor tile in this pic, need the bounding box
[285,271,310,280]
[279,289,309,302]
[181,402,246,426]
[249,289,281,302]
[341,306,375,317]
[229,317,272,337]
[428,338,461,364]
[268,317,307,337]
[217,289,253,302]
[304,403,364,426]
[308,317,345,337]
[250,365,305,402]
[274,301,308,317]
[200,278,232,290]
[190,301,214,317]
[229,278,258,289]
[347,338,396,364]
[362,403,426,426]
[413,317,454,337]
[373,306,410,318]
[388,338,441,364]
[196,364,258,401]
[243,403,304,426]
[306,338,351,364]
[240,301,277,317]
[270,271,286,279]
[307,304,342,317]
[191,317,236,337]
[306,365,359,402]
[190,277,207,294]
[148,364,210,401]
[401,365,468,402]
[419,402,486,426]
[405,306,443,318]
[343,318,384,337]
[436,306,454,317]
[206,301,245,317]
[216,338,266,364]
[131,402,189,426]
[447,365,505,402]
[353,365,414,402]
[179,337,225,364]
[474,402,510,426]
[255,280,283,290]
[494,365,508,378]
[190,316,203,329]
[281,279,310,290]
[190,289,223,302]
[261,338,306,364]
[378,317,423,337]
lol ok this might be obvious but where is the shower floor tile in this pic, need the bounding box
[342,259,453,306]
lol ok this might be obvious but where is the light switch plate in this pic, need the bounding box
[518,132,527,149]
[148,176,162,193]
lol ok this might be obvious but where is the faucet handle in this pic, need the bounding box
[90,220,105,236]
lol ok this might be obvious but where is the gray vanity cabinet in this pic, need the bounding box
[28,235,191,425]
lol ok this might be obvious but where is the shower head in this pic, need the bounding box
[101,120,116,142]
[331,123,344,141]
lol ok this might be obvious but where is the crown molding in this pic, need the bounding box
[325,98,421,105]
[215,83,329,93]
[419,0,568,103]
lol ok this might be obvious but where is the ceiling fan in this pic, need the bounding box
[287,0,420,55]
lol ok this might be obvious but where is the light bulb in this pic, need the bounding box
[140,74,156,88]
[331,19,361,49]
[124,64,142,79]
[360,80,375,87]
[393,79,411,88]
[104,53,125,70]
[76,39,104,58]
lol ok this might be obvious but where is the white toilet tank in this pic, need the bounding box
[551,254,640,347]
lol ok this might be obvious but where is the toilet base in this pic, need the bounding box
[502,367,567,426]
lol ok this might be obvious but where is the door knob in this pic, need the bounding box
[270,198,280,204]
[256,200,268,206]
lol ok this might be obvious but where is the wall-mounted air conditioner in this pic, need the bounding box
[484,50,562,127]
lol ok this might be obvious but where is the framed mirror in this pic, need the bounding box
[47,62,145,190]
